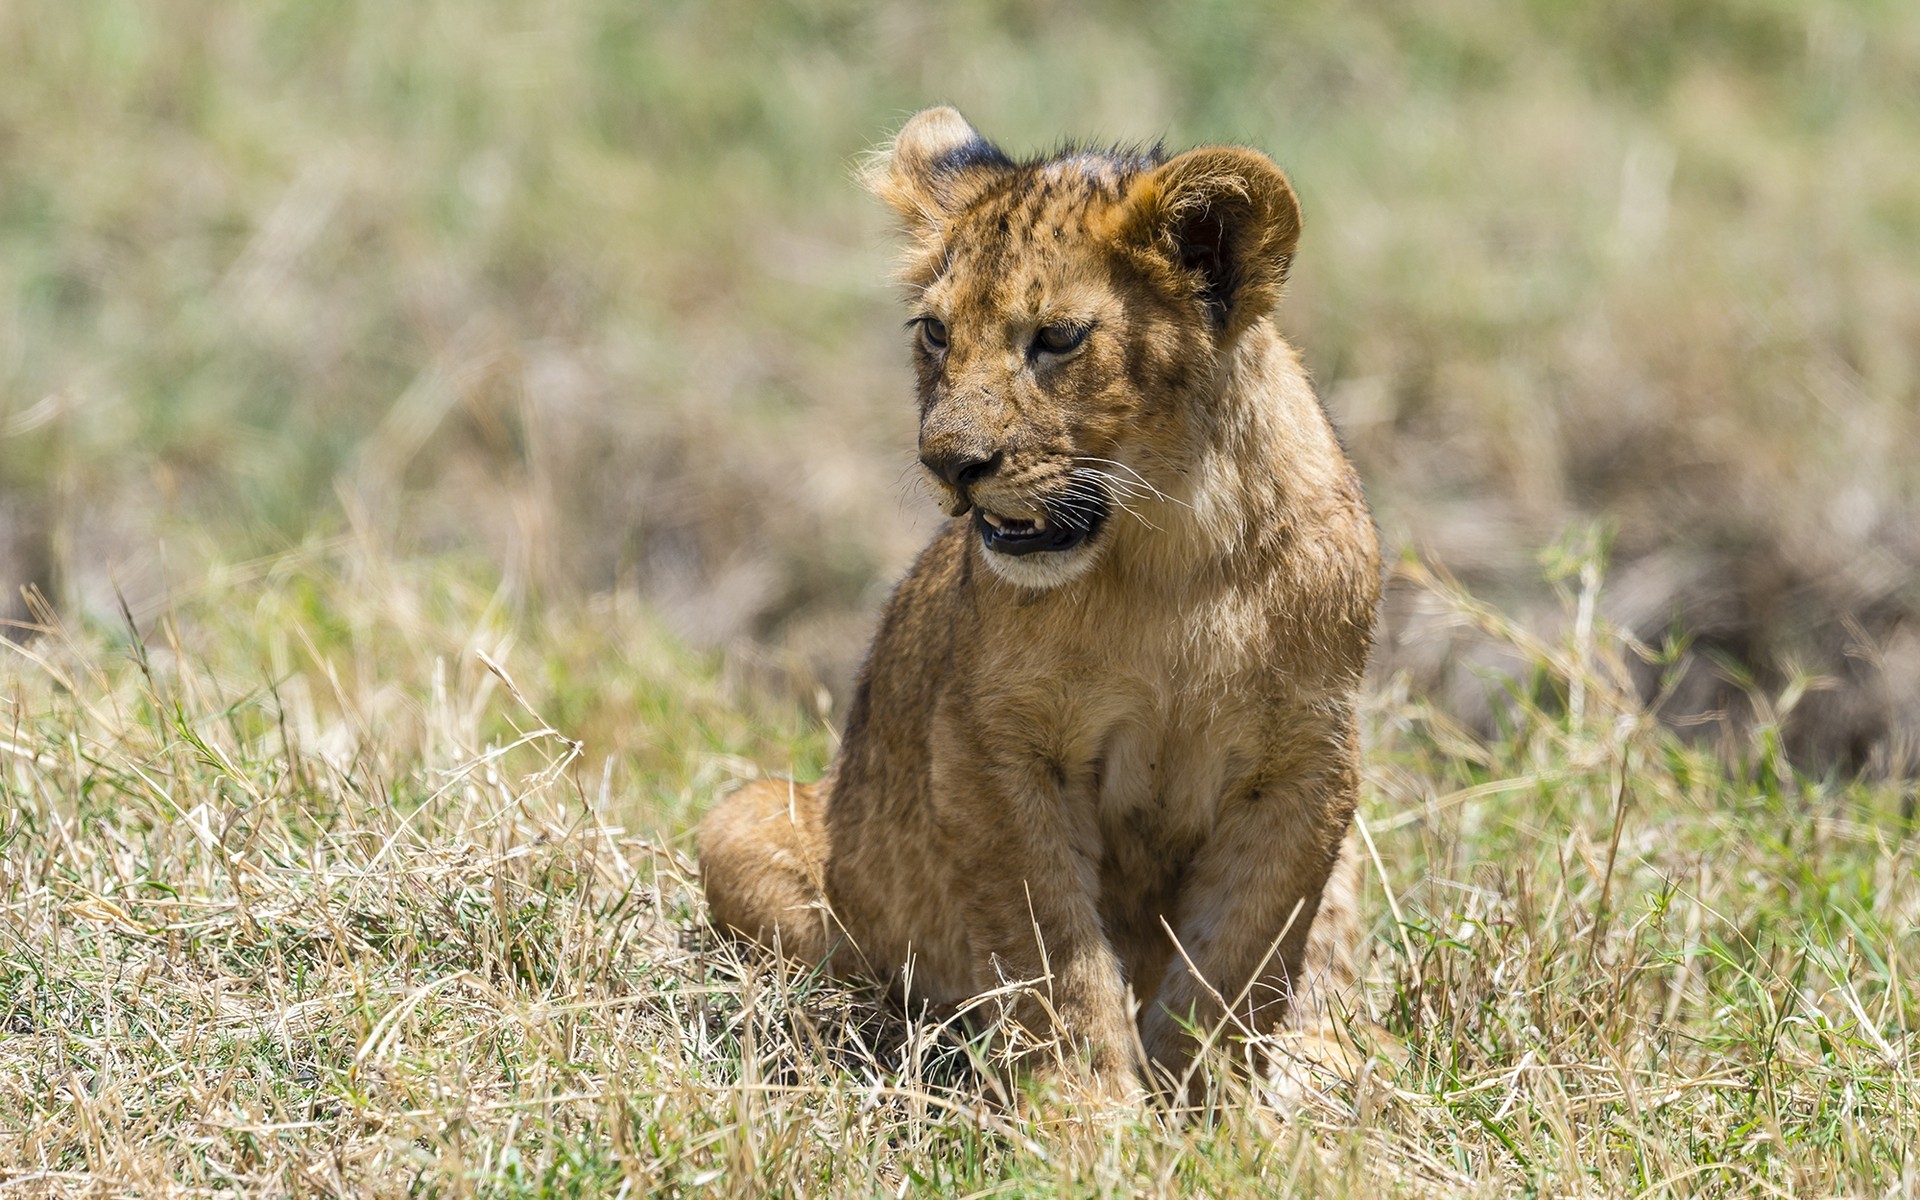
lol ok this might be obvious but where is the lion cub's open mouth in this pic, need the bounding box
[973,487,1111,558]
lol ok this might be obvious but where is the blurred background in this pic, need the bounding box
[3,0,1917,780]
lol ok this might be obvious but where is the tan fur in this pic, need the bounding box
[700,108,1381,1102]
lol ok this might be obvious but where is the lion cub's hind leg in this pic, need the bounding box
[697,778,833,966]
[1290,832,1361,1022]
[1266,835,1408,1109]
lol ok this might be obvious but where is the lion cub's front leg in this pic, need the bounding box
[934,727,1142,1102]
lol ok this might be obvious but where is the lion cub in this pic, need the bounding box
[699,107,1380,1100]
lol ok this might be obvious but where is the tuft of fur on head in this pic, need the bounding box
[867,107,1301,339]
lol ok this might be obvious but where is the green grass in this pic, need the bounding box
[3,544,1913,1196]
[4,1,1918,763]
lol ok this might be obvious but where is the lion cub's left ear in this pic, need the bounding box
[1116,147,1302,339]
[865,106,1014,233]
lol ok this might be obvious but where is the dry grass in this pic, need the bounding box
[3,542,1913,1196]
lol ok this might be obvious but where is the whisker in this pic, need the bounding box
[1073,470,1151,501]
[1056,476,1158,533]
[1071,456,1191,510]
[1069,472,1164,527]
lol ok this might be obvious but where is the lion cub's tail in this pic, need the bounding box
[697,777,834,967]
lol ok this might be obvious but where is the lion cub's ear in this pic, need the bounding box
[866,106,1013,231]
[1116,146,1302,338]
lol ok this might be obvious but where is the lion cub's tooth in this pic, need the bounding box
[982,511,1005,529]
[1031,516,1048,532]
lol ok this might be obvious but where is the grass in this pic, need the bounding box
[3,540,1913,1196]
[4,0,1919,1194]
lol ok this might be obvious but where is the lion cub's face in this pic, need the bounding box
[869,108,1302,589]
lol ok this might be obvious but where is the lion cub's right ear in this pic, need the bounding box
[865,107,1013,233]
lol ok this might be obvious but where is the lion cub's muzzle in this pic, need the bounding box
[972,484,1111,556]
[921,438,1114,559]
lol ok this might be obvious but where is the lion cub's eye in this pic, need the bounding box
[916,317,949,352]
[1032,323,1089,356]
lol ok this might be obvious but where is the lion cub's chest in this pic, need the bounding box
[1091,705,1256,841]
[975,570,1282,837]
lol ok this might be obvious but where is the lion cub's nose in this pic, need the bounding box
[920,446,1002,492]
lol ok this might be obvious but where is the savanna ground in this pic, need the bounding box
[3,2,1918,1196]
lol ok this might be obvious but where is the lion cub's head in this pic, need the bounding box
[867,106,1302,589]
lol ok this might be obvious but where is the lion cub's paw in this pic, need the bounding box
[1012,1063,1150,1132]
[1260,1018,1407,1116]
